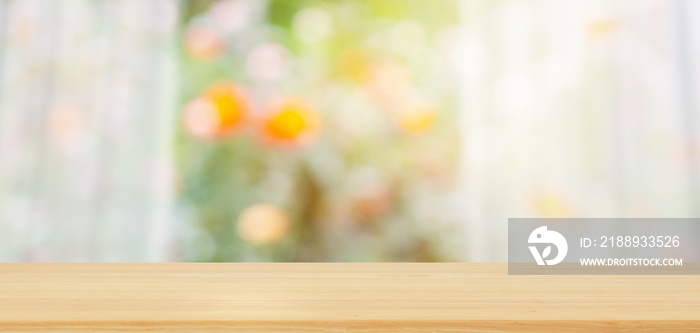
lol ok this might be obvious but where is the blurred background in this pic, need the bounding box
[0,0,699,262]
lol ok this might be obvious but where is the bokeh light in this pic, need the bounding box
[237,204,290,245]
[1,0,699,263]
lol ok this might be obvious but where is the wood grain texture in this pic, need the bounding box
[0,263,698,332]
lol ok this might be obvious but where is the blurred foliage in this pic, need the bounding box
[177,0,462,262]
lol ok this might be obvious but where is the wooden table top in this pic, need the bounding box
[0,263,698,332]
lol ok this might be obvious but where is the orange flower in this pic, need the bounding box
[183,82,249,139]
[260,98,322,147]
[183,26,226,61]
[354,184,393,220]
[366,61,413,103]
[396,102,436,135]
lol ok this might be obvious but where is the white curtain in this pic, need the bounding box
[0,0,178,261]
[459,0,700,261]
